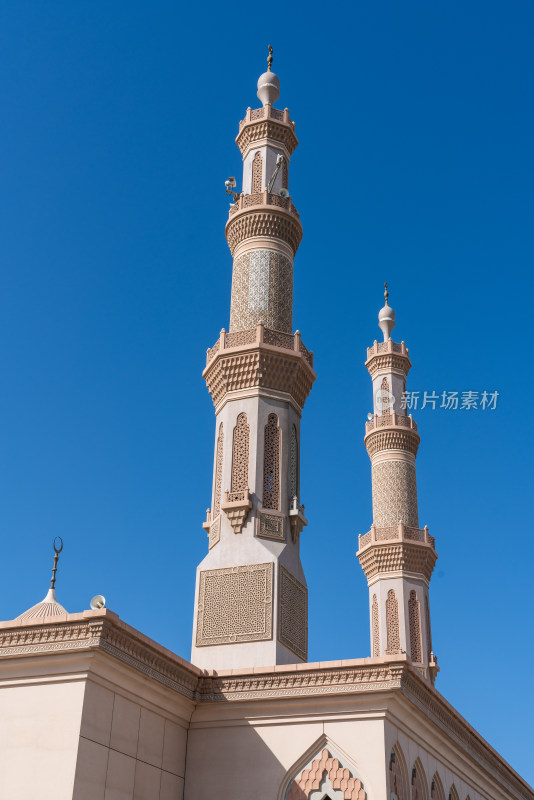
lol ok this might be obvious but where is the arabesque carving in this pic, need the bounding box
[196,563,273,647]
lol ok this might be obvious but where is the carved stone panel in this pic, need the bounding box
[372,459,419,527]
[257,510,286,541]
[229,249,293,333]
[208,516,220,549]
[196,563,273,647]
[278,565,307,661]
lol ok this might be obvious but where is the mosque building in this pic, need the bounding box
[0,50,532,800]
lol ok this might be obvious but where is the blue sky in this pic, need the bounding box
[1,0,533,786]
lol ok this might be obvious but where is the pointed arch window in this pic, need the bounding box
[389,749,406,800]
[263,413,280,510]
[381,376,391,415]
[409,590,422,663]
[386,590,401,654]
[214,423,224,516]
[231,413,249,493]
[252,151,263,193]
[372,594,380,657]
[411,765,427,800]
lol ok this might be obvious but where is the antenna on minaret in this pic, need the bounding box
[267,44,273,72]
[50,536,63,590]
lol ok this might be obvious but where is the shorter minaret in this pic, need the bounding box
[15,537,68,620]
[357,288,438,683]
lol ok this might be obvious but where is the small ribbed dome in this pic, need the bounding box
[16,587,68,621]
[257,70,280,106]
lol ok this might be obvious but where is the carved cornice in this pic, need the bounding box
[0,614,199,699]
[365,427,420,458]
[225,206,303,256]
[365,352,411,378]
[197,661,407,703]
[236,118,298,156]
[203,344,316,411]
[357,540,437,581]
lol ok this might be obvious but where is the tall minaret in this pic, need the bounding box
[191,50,315,670]
[357,287,439,684]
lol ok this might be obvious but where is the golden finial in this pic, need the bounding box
[384,281,389,306]
[267,44,273,72]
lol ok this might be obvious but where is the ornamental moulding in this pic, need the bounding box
[225,207,303,256]
[236,118,298,156]
[365,352,412,378]
[203,346,316,411]
[365,428,420,458]
[357,540,438,582]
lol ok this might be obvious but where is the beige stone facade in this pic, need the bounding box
[0,609,532,799]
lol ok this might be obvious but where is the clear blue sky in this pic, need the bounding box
[1,0,533,786]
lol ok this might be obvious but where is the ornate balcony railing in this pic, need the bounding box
[206,323,314,369]
[366,339,408,360]
[358,524,435,551]
[228,189,300,220]
[365,413,418,435]
[240,105,293,128]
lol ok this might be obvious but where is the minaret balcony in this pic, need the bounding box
[365,412,417,435]
[225,189,302,256]
[365,339,412,377]
[221,489,252,534]
[358,523,435,550]
[357,523,437,582]
[367,339,409,359]
[364,413,420,458]
[363,412,421,458]
[228,189,300,220]
[236,105,298,156]
[203,324,315,412]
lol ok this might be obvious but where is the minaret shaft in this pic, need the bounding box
[357,299,438,684]
[191,58,313,671]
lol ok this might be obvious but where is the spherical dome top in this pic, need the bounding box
[378,302,396,341]
[378,303,395,322]
[257,70,280,106]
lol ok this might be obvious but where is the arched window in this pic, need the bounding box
[372,594,380,657]
[231,413,249,493]
[409,590,422,663]
[411,762,428,800]
[252,151,263,193]
[263,413,280,510]
[288,424,299,504]
[214,423,223,516]
[386,590,401,654]
[389,747,407,800]
[381,376,391,415]
[431,773,446,800]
